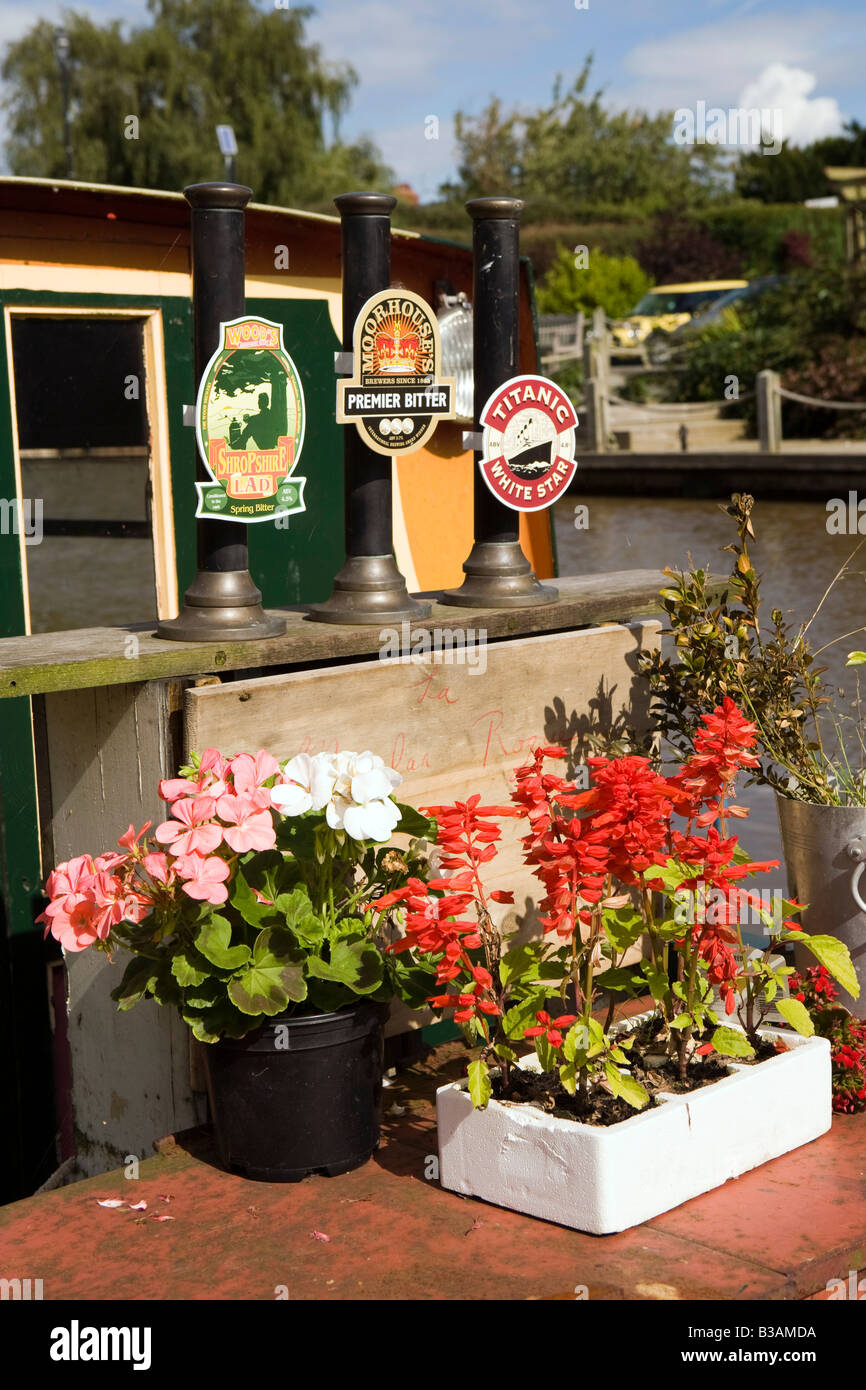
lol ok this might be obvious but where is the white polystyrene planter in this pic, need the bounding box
[436,1024,832,1234]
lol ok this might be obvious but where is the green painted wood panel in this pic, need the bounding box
[0,286,345,939]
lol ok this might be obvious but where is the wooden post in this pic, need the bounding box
[591,306,609,393]
[40,679,206,1177]
[584,377,608,453]
[574,308,585,361]
[757,369,782,453]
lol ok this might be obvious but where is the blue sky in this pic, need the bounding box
[2,0,865,197]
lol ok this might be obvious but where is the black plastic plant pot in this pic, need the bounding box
[203,1000,388,1182]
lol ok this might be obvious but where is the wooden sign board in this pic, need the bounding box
[185,622,659,951]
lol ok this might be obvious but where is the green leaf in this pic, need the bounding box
[111,956,159,1010]
[394,802,437,839]
[390,957,438,1010]
[846,651,866,666]
[533,1036,558,1072]
[148,967,182,1007]
[241,847,299,900]
[645,858,690,893]
[189,1015,222,1044]
[196,915,252,971]
[274,888,324,945]
[305,934,384,994]
[594,966,637,993]
[711,1025,755,1058]
[502,995,546,1040]
[561,1021,586,1063]
[615,1071,650,1110]
[171,949,210,988]
[186,1000,252,1043]
[603,906,645,952]
[604,1058,622,1091]
[227,928,307,1016]
[181,978,224,1009]
[802,935,860,1000]
[775,997,815,1036]
[499,942,544,988]
[467,1057,491,1109]
[559,1060,577,1095]
[305,979,355,1013]
[229,867,276,928]
[669,1013,692,1029]
[642,966,670,1003]
[493,1043,517,1062]
[604,1059,650,1110]
[273,815,319,863]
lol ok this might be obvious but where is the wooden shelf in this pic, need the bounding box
[0,570,672,698]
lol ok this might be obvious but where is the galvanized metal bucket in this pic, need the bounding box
[776,795,866,1017]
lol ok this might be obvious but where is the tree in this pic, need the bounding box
[1,0,392,208]
[735,122,866,204]
[442,61,727,215]
[536,246,650,318]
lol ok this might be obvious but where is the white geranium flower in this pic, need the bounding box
[270,752,337,817]
[326,751,402,842]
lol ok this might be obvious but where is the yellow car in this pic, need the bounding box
[609,280,749,348]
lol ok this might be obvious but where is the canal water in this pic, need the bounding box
[553,494,866,873]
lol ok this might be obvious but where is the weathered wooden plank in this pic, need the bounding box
[42,680,204,1177]
[186,622,660,947]
[0,570,672,698]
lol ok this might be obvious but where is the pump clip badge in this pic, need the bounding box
[478,374,578,512]
[195,316,306,523]
[337,288,455,456]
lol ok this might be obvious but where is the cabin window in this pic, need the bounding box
[7,311,176,632]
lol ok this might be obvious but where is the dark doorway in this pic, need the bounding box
[10,315,159,631]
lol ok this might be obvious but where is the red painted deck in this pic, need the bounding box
[2,1040,865,1302]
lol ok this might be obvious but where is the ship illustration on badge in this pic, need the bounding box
[337,288,455,456]
[195,316,306,523]
[478,373,578,512]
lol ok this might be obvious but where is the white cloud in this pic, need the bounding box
[616,8,864,115]
[739,62,845,145]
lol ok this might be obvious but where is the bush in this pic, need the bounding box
[696,201,844,277]
[547,358,583,406]
[782,341,866,439]
[536,245,650,318]
[635,219,744,284]
[654,262,866,438]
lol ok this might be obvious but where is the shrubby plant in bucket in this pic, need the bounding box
[640,492,866,1016]
[38,747,438,1179]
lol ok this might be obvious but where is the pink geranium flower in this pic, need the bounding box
[43,855,95,902]
[43,893,103,952]
[173,853,231,904]
[93,851,129,873]
[215,793,276,853]
[229,750,281,797]
[118,822,151,851]
[159,749,228,805]
[143,852,173,886]
[88,872,151,935]
[155,797,222,856]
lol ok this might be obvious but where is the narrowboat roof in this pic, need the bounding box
[0,174,446,245]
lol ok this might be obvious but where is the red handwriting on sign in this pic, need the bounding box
[409,672,459,706]
[471,709,543,768]
[390,733,432,775]
[297,735,342,756]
